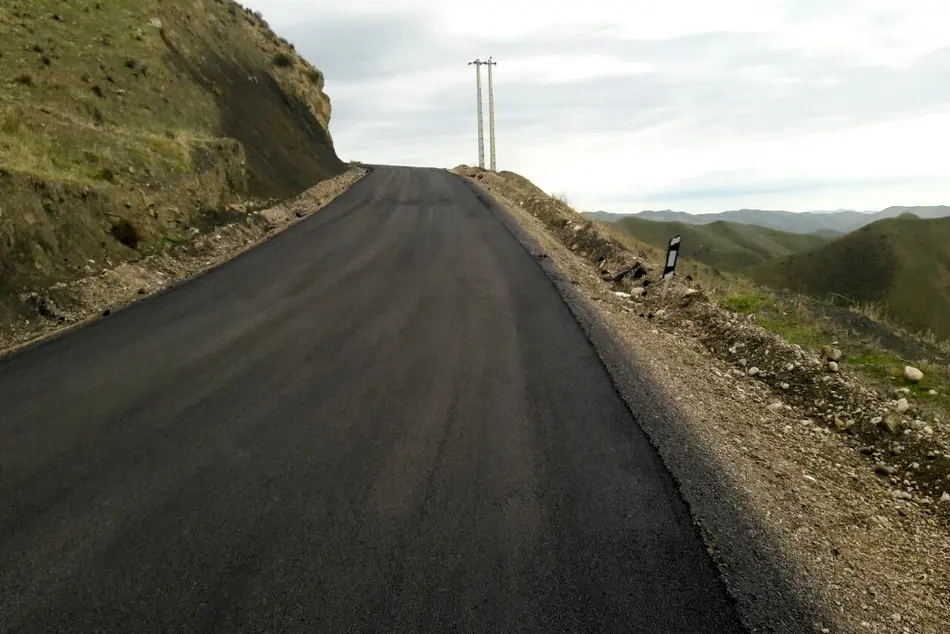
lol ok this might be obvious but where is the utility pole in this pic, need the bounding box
[485,57,497,171]
[468,59,485,169]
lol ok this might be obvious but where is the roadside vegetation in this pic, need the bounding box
[0,0,342,326]
[481,173,950,429]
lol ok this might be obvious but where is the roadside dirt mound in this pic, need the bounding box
[0,0,343,326]
[652,287,950,502]
[455,166,653,283]
[455,165,950,508]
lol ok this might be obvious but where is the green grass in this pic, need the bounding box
[750,215,950,340]
[0,0,342,308]
[720,290,828,348]
[757,315,827,350]
[715,287,950,417]
[610,216,830,272]
[0,0,335,186]
[161,233,191,249]
[846,350,950,411]
[722,290,773,313]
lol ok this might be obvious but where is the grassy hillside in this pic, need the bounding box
[0,0,343,314]
[750,216,950,339]
[610,216,830,272]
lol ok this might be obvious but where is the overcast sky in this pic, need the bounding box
[242,0,950,214]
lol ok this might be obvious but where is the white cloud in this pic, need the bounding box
[500,55,653,83]
[242,0,950,213]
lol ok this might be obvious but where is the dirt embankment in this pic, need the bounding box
[1,167,367,358]
[455,165,950,634]
[1,0,344,328]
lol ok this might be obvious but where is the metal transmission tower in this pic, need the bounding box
[468,59,486,168]
[485,57,497,171]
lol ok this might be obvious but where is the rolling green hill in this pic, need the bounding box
[750,216,950,339]
[609,216,830,272]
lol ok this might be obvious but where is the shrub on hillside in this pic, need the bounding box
[272,52,294,68]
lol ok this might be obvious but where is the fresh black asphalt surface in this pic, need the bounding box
[0,167,745,632]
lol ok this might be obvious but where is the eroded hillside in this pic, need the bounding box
[0,0,343,322]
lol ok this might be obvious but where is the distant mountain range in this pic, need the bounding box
[583,206,950,235]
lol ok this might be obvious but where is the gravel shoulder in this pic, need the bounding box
[0,167,367,358]
[455,166,950,634]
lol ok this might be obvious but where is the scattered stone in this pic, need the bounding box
[785,363,795,372]
[928,389,938,396]
[630,287,645,297]
[654,309,667,319]
[941,492,950,504]
[903,366,924,383]
[827,361,839,373]
[894,387,911,396]
[896,398,910,414]
[748,366,760,377]
[768,402,784,412]
[870,416,883,425]
[684,288,698,296]
[613,291,631,299]
[875,462,895,476]
[822,346,842,362]
[780,382,790,390]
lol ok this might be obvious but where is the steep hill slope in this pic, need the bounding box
[0,0,343,316]
[750,216,950,338]
[610,216,830,272]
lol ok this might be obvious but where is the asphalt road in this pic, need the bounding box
[0,167,744,633]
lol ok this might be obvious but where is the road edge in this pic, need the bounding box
[0,166,371,363]
[457,174,820,634]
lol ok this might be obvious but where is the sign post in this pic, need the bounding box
[661,235,681,302]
